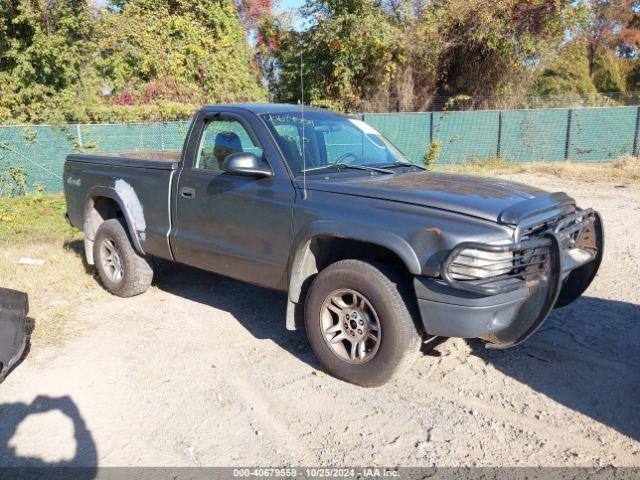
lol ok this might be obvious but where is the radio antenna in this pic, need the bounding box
[300,50,307,200]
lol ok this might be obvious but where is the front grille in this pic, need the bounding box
[521,209,597,251]
[514,245,549,281]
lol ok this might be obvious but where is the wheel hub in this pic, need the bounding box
[100,238,124,283]
[344,311,367,340]
[320,289,381,364]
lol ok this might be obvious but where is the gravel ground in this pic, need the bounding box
[0,173,639,467]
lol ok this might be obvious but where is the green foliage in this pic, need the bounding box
[20,127,37,143]
[0,0,265,124]
[0,166,28,197]
[626,62,640,91]
[1,0,640,123]
[273,0,397,110]
[431,0,583,100]
[271,0,589,110]
[0,193,79,243]
[592,51,628,93]
[530,42,597,96]
[423,139,440,169]
[72,102,198,124]
[97,0,266,106]
[0,0,98,123]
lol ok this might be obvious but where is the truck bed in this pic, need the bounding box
[66,151,181,170]
[64,151,179,261]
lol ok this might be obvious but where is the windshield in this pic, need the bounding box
[260,111,414,175]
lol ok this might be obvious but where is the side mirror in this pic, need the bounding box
[222,152,273,178]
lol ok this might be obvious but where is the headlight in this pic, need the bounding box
[449,248,514,280]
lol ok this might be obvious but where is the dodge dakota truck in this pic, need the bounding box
[64,104,603,386]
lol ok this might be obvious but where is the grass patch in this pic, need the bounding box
[0,193,100,346]
[0,241,105,346]
[436,155,640,183]
[0,193,79,244]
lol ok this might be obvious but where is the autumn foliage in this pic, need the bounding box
[1,0,640,122]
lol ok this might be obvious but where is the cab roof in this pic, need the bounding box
[201,103,335,115]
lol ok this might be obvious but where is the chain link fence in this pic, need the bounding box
[358,105,640,166]
[1,104,639,197]
[0,122,190,196]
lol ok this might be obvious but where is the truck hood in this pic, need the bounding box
[303,171,568,223]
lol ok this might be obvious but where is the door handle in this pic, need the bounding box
[180,187,196,199]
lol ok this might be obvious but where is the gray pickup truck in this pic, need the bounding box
[64,104,603,386]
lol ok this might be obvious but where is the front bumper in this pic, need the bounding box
[415,210,603,348]
[415,277,531,339]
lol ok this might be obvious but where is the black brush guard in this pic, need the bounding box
[440,210,603,348]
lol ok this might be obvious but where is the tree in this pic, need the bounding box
[0,0,266,123]
[234,0,282,92]
[381,1,441,111]
[434,0,575,101]
[530,42,597,96]
[272,0,397,110]
[267,0,583,111]
[97,0,266,106]
[0,0,98,122]
[235,0,276,31]
[583,0,637,76]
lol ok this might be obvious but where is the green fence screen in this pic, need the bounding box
[363,112,432,162]
[569,106,638,162]
[500,109,569,163]
[1,106,638,196]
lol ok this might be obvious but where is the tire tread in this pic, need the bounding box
[305,259,423,387]
[93,218,153,297]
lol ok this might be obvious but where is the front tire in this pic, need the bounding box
[93,219,153,297]
[305,259,422,387]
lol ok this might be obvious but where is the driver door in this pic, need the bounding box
[171,112,294,289]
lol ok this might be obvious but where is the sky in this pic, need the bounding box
[277,0,307,30]
[280,0,305,9]
[91,0,308,31]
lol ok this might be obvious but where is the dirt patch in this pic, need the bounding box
[0,174,638,467]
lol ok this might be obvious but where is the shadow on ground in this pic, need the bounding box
[64,239,94,275]
[68,244,640,444]
[153,261,323,371]
[154,262,640,443]
[0,395,97,479]
[467,296,640,442]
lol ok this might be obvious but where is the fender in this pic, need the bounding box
[83,185,146,261]
[285,220,422,330]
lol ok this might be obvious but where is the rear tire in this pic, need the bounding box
[305,259,422,387]
[93,219,153,297]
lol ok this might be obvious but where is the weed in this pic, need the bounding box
[423,140,441,169]
[0,193,79,244]
[437,156,640,183]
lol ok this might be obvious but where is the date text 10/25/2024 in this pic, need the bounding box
[233,468,400,478]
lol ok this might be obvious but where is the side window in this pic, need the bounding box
[196,118,263,171]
